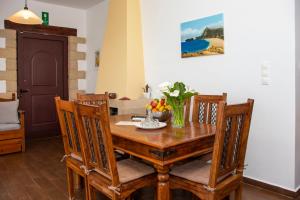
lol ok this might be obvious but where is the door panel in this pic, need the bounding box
[32,52,58,86]
[18,32,68,138]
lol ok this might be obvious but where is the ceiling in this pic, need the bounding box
[32,0,104,9]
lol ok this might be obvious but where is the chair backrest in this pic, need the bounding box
[208,99,254,188]
[76,102,120,186]
[0,93,16,102]
[184,98,191,123]
[192,93,227,125]
[77,93,109,106]
[55,97,83,160]
[77,93,110,115]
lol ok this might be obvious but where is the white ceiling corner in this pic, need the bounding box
[32,0,104,9]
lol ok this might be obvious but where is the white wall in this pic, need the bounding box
[0,0,87,92]
[86,0,109,92]
[141,0,297,190]
[295,0,300,189]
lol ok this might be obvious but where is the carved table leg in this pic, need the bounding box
[155,165,170,200]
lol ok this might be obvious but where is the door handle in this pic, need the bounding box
[20,89,30,93]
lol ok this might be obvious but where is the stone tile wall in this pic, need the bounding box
[0,29,17,99]
[0,29,86,99]
[68,36,86,99]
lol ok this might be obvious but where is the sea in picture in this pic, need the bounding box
[181,13,224,58]
[181,40,210,54]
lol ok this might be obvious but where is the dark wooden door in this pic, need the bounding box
[18,32,68,138]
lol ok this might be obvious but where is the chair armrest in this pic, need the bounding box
[18,110,25,128]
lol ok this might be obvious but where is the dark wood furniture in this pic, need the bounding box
[109,115,217,200]
[76,103,157,200]
[76,93,128,160]
[77,93,109,105]
[77,93,119,115]
[170,99,254,200]
[77,93,110,114]
[191,93,227,125]
[54,97,88,200]
[0,93,25,154]
[184,98,191,123]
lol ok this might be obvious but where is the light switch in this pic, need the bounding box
[261,69,269,77]
[261,77,271,85]
[261,61,271,85]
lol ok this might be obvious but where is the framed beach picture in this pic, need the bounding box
[181,13,224,58]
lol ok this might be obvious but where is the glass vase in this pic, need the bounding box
[171,103,185,128]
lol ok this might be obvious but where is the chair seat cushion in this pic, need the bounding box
[0,100,19,124]
[0,124,21,131]
[170,159,211,185]
[117,159,155,183]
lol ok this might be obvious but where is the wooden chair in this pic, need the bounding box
[190,93,227,125]
[77,92,110,115]
[0,93,25,154]
[77,93,128,160]
[77,93,109,107]
[184,98,191,123]
[76,102,157,200]
[170,99,254,200]
[54,97,88,200]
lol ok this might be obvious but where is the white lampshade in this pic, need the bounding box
[7,0,42,25]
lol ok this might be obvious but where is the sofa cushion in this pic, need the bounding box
[0,100,19,124]
[0,124,21,131]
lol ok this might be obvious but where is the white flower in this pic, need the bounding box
[159,81,172,93]
[170,90,180,97]
[186,85,195,93]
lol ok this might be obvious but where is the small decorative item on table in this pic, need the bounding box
[159,81,197,128]
[143,84,151,99]
[139,109,159,129]
[146,98,172,122]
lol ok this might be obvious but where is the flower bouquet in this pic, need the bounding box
[159,82,197,128]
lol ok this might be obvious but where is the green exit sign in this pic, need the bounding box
[42,12,49,25]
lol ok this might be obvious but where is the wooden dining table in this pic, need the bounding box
[110,115,216,200]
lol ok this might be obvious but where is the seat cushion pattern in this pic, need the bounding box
[0,124,21,131]
[117,159,155,183]
[170,159,211,185]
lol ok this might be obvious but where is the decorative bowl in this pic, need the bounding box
[152,111,171,122]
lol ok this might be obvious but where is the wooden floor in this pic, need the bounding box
[0,137,297,200]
